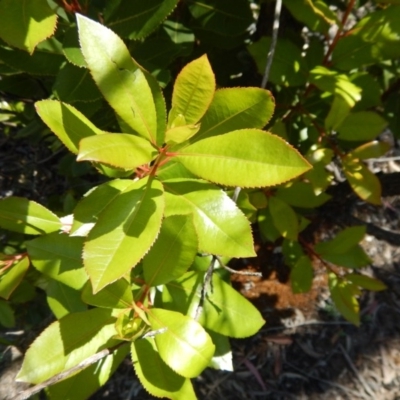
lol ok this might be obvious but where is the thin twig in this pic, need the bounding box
[195,256,217,320]
[261,0,283,89]
[215,255,262,277]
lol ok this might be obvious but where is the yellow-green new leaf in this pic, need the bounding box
[176,130,311,188]
[0,256,29,300]
[77,134,157,170]
[169,54,215,126]
[84,178,164,293]
[0,0,57,53]
[148,308,215,378]
[17,308,119,384]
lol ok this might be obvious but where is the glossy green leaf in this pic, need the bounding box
[143,215,198,286]
[207,330,233,371]
[106,0,179,39]
[147,308,215,378]
[71,180,132,236]
[337,111,387,141]
[132,338,196,400]
[53,63,102,103]
[176,129,311,188]
[27,233,88,290]
[84,177,164,293]
[198,273,265,338]
[166,124,200,144]
[0,197,61,235]
[350,141,391,160]
[77,15,158,144]
[329,274,360,326]
[77,134,157,170]
[0,299,15,328]
[0,0,57,53]
[345,273,387,291]
[192,87,274,143]
[269,196,299,241]
[0,46,64,75]
[325,95,352,131]
[48,344,129,400]
[17,308,119,384]
[36,100,103,154]
[169,54,215,126]
[163,179,255,257]
[291,255,313,294]
[0,256,29,299]
[81,278,133,309]
[46,280,87,319]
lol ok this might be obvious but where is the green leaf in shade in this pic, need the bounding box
[147,308,215,378]
[48,344,129,400]
[77,15,158,144]
[257,207,281,243]
[268,196,299,241]
[36,100,103,154]
[337,111,387,141]
[0,46,64,75]
[320,246,371,269]
[131,338,196,400]
[207,330,233,371]
[0,299,15,328]
[350,141,391,160]
[84,177,164,293]
[27,233,88,290]
[329,273,360,326]
[315,226,366,256]
[0,256,29,299]
[0,197,61,235]
[169,54,215,126]
[198,273,265,338]
[77,134,157,170]
[81,278,133,309]
[143,215,198,286]
[71,180,132,236]
[175,129,311,188]
[248,37,308,86]
[192,87,274,143]
[290,255,314,294]
[17,308,119,384]
[163,179,255,258]
[325,95,352,131]
[276,181,331,208]
[345,274,387,292]
[343,158,382,205]
[46,280,87,319]
[62,26,86,67]
[53,63,102,103]
[0,0,57,53]
[106,0,179,39]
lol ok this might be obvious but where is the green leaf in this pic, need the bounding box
[291,255,313,294]
[0,256,29,299]
[169,54,215,127]
[282,239,304,268]
[36,100,103,154]
[46,280,87,319]
[163,179,255,257]
[345,273,387,291]
[0,197,61,235]
[106,0,179,39]
[329,274,360,326]
[143,215,198,286]
[337,111,387,141]
[320,246,371,269]
[192,87,274,143]
[315,226,366,255]
[48,344,129,400]
[71,179,132,236]
[269,196,299,241]
[62,26,86,67]
[81,278,133,309]
[198,273,265,338]
[17,308,119,384]
[257,207,281,243]
[84,177,164,293]
[0,0,57,53]
[53,63,102,103]
[325,95,352,131]
[176,129,311,188]
[350,141,391,160]
[207,330,233,371]
[0,299,15,328]
[276,181,330,208]
[131,338,196,400]
[77,15,159,144]
[166,124,200,144]
[27,233,88,290]
[147,308,215,378]
[77,134,157,170]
